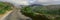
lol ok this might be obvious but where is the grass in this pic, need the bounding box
[0,2,13,14]
[21,5,60,20]
[21,6,49,20]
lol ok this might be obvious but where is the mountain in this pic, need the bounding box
[29,4,42,7]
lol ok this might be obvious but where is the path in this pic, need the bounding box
[3,8,32,20]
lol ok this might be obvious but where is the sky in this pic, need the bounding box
[31,0,60,5]
[0,0,60,5]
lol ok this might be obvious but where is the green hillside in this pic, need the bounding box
[21,5,60,20]
[0,2,13,14]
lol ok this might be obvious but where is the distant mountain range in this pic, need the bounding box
[30,4,42,6]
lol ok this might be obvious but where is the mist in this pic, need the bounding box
[0,0,60,6]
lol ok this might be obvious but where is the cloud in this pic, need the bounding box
[37,0,60,2]
[38,0,48,2]
[0,0,60,5]
[32,0,60,5]
[11,0,29,5]
[0,0,29,5]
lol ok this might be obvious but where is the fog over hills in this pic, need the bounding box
[0,0,60,6]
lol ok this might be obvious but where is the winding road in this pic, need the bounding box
[0,9,31,20]
[1,8,32,20]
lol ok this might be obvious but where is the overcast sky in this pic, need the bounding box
[0,0,60,5]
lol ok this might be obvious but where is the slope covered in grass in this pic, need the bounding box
[0,2,13,14]
[21,5,60,20]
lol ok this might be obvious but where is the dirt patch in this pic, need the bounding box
[0,10,13,20]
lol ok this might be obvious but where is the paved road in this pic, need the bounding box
[3,8,32,20]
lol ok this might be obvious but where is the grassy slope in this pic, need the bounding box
[21,5,60,20]
[0,2,13,14]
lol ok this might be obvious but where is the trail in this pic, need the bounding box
[2,8,32,20]
[0,10,14,20]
